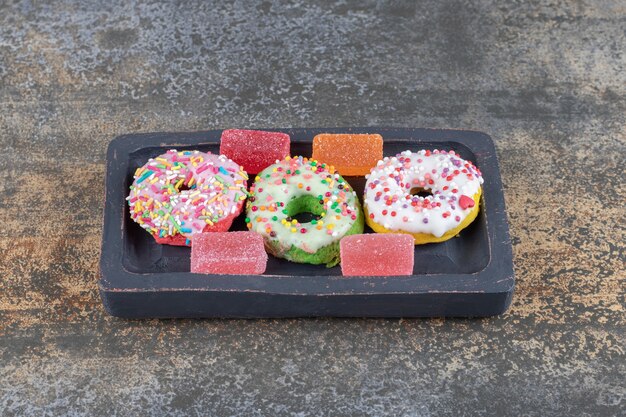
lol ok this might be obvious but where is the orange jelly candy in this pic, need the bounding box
[312,133,383,176]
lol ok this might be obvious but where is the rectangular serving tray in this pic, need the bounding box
[99,128,514,318]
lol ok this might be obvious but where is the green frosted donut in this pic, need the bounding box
[245,156,364,267]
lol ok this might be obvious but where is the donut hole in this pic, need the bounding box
[290,212,323,224]
[409,187,433,198]
[173,176,193,193]
[285,195,325,224]
[177,183,192,192]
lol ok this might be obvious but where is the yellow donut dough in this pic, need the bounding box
[365,189,481,244]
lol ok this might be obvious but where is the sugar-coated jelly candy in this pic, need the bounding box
[191,231,267,275]
[220,129,290,174]
[312,133,383,176]
[340,233,414,276]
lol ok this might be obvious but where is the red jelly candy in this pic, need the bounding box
[191,231,267,275]
[220,129,290,174]
[340,234,414,276]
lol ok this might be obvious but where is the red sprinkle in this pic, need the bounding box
[459,195,475,209]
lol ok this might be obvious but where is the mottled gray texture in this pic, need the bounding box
[0,0,625,416]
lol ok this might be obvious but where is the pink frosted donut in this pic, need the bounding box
[127,149,248,246]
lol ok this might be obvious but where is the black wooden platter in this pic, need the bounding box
[99,128,514,318]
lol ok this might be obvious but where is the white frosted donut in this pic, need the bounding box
[364,149,483,242]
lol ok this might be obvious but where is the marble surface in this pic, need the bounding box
[0,1,624,416]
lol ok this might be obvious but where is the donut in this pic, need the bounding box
[364,149,483,244]
[127,149,248,246]
[245,156,364,266]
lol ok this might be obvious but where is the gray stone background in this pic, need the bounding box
[0,0,624,416]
